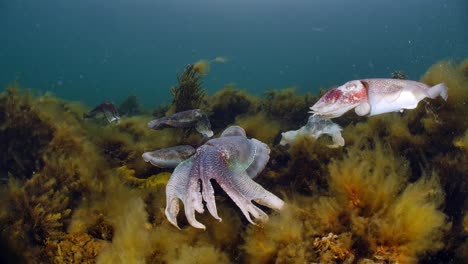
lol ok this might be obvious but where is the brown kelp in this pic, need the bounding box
[262,87,317,129]
[118,95,142,116]
[168,64,206,114]
[0,86,109,262]
[207,84,259,132]
[243,141,448,263]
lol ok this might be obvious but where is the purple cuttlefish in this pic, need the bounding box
[310,79,448,118]
[143,126,284,229]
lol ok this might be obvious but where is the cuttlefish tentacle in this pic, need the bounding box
[197,146,224,222]
[165,159,195,229]
[158,126,284,229]
[218,169,284,224]
[183,175,205,229]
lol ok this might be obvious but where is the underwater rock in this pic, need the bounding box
[83,101,120,123]
[142,145,196,168]
[310,79,448,118]
[155,125,284,229]
[148,109,213,138]
[280,115,344,148]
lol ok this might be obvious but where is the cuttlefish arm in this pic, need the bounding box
[164,126,284,229]
[165,158,206,229]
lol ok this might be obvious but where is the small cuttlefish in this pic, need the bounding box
[280,115,345,148]
[148,109,214,138]
[83,101,120,123]
[310,79,448,118]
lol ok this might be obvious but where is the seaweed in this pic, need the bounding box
[207,84,259,132]
[43,233,106,263]
[243,142,449,263]
[118,95,142,116]
[391,70,408,80]
[168,64,206,114]
[0,88,109,262]
[193,59,210,75]
[0,87,53,180]
[151,104,170,118]
[234,112,281,145]
[262,87,317,129]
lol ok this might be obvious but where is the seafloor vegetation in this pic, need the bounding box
[0,59,467,263]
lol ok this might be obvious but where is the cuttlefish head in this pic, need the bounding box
[309,80,368,118]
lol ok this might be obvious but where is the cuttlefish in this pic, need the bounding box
[143,126,284,229]
[148,109,213,138]
[83,101,121,123]
[280,115,344,148]
[310,79,448,118]
[142,145,196,168]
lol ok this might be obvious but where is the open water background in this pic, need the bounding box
[1,0,467,107]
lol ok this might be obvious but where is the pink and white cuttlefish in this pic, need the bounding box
[143,126,284,229]
[310,79,448,118]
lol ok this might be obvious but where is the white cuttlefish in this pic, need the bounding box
[309,79,448,118]
[280,115,345,148]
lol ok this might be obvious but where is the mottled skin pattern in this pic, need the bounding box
[280,115,344,148]
[310,80,368,118]
[142,145,196,168]
[83,101,120,123]
[148,109,213,137]
[163,126,284,229]
[310,79,448,118]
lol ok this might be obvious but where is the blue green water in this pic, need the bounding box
[1,0,467,108]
